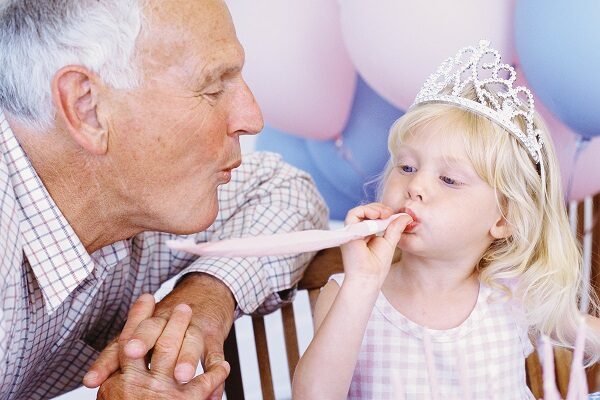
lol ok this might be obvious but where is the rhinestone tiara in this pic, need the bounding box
[412,40,544,165]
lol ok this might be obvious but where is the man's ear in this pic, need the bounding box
[52,66,108,155]
[490,215,512,240]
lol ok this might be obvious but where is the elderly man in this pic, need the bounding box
[0,0,327,399]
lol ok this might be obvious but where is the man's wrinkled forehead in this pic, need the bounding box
[137,0,240,75]
[142,0,228,22]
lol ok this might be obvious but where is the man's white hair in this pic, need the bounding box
[0,0,144,131]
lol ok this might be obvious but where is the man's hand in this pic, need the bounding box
[84,273,237,400]
[96,302,230,399]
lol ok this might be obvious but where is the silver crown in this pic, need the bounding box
[412,40,543,165]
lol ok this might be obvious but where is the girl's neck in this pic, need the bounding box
[388,252,480,294]
[382,253,481,330]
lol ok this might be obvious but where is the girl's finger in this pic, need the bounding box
[345,203,394,225]
[382,214,413,246]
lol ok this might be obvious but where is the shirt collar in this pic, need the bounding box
[0,111,97,314]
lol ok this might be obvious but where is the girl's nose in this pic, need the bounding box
[406,174,427,201]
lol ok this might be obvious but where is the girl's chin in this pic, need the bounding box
[397,235,421,251]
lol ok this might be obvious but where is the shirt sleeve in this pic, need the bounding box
[177,151,329,316]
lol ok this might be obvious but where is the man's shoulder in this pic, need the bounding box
[0,112,17,209]
[0,144,23,268]
[0,148,18,216]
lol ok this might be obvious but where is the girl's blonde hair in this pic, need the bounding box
[381,85,600,363]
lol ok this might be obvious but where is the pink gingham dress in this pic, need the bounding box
[330,274,535,400]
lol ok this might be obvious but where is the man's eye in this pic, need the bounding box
[206,90,224,98]
[194,89,224,100]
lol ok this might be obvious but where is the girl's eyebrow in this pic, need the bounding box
[437,156,479,179]
[396,145,469,166]
[396,145,476,177]
[394,144,416,156]
[437,155,471,168]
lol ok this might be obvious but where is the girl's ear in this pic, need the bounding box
[490,215,512,240]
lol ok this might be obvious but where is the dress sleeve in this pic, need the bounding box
[328,272,345,287]
[504,279,535,357]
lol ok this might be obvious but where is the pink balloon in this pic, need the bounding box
[339,0,516,110]
[225,0,357,140]
[516,67,600,201]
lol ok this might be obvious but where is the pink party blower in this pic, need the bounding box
[166,213,411,257]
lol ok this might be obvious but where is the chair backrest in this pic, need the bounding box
[223,247,343,400]
[224,246,598,399]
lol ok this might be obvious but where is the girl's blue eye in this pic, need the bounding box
[399,165,415,173]
[440,175,461,186]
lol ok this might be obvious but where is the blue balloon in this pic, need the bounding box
[256,126,358,220]
[305,76,404,201]
[515,0,600,138]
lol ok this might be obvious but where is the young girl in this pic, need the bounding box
[292,41,600,399]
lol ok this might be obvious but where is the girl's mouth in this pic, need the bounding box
[399,207,419,232]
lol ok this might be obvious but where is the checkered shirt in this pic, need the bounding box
[0,111,328,400]
[330,274,535,400]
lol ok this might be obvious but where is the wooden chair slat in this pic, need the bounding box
[252,316,276,400]
[281,304,300,383]
[525,352,544,399]
[554,347,573,398]
[223,324,245,400]
[298,247,343,291]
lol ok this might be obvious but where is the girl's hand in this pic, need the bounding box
[341,203,412,287]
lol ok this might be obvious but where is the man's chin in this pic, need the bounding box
[177,203,219,234]
[157,191,220,235]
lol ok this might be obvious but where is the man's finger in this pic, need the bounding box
[150,304,193,377]
[84,294,155,387]
[123,316,168,359]
[201,333,227,376]
[207,382,226,400]
[118,293,156,372]
[199,341,228,399]
[83,340,119,388]
[187,360,230,397]
[119,294,156,344]
[174,325,205,383]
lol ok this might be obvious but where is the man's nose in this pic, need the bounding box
[229,78,264,136]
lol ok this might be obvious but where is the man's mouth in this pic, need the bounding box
[222,159,242,172]
[217,159,242,184]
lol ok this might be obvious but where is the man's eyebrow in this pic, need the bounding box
[194,64,241,88]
